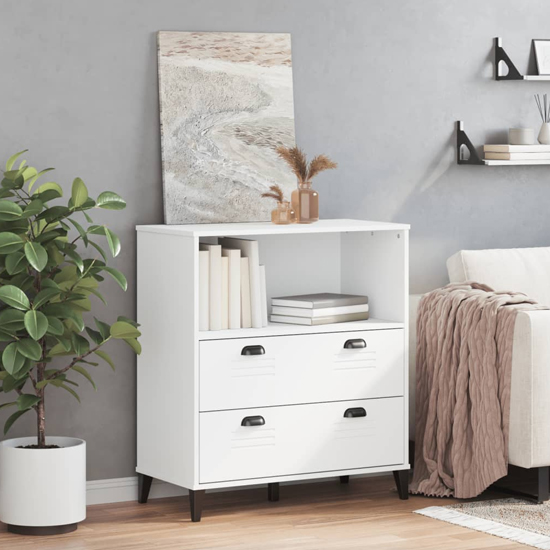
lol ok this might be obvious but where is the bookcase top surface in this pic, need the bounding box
[136,219,410,237]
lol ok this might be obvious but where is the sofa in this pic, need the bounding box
[409,247,550,501]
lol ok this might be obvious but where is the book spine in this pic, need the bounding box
[223,249,241,329]
[209,245,222,331]
[221,257,229,330]
[248,245,262,329]
[198,250,209,331]
[271,304,369,318]
[259,265,268,327]
[240,257,252,329]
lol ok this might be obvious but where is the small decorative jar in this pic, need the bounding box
[291,181,319,224]
[271,200,295,225]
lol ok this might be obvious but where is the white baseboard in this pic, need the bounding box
[86,476,186,505]
[86,472,387,506]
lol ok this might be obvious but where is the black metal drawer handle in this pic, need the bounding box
[241,345,265,356]
[344,339,366,349]
[344,407,367,418]
[241,415,265,427]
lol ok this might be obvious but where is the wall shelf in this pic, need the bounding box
[495,37,550,81]
[456,121,550,166]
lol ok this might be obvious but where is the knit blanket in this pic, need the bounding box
[410,282,546,498]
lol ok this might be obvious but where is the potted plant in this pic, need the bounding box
[0,150,140,535]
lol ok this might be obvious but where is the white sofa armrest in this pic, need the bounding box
[409,297,550,468]
[509,310,550,468]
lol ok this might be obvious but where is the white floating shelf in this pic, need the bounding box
[199,318,404,341]
[483,159,550,166]
[523,75,550,81]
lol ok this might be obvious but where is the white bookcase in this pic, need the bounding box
[136,219,410,521]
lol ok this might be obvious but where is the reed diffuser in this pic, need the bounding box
[261,184,295,224]
[534,94,550,144]
[276,146,337,224]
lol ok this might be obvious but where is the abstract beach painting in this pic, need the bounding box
[158,32,296,224]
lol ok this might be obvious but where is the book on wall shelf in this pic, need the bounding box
[269,293,369,326]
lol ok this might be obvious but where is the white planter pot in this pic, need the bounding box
[0,436,86,535]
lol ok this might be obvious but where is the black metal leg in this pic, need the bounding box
[538,467,549,504]
[340,475,350,484]
[189,489,205,522]
[138,474,153,504]
[268,482,279,502]
[393,469,409,500]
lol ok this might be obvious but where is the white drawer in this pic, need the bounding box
[199,329,404,411]
[199,397,404,484]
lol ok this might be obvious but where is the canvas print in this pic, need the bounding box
[158,32,296,224]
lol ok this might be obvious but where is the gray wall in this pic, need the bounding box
[1,0,550,480]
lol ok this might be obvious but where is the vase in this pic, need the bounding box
[271,201,295,225]
[539,123,550,145]
[291,182,319,224]
[0,436,86,535]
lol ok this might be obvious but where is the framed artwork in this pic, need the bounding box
[534,39,550,75]
[157,32,296,224]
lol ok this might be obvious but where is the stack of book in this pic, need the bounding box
[484,144,550,163]
[270,293,369,326]
[199,238,268,331]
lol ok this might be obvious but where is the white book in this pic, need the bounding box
[270,311,369,326]
[483,144,550,153]
[199,243,222,331]
[221,256,229,330]
[484,152,550,160]
[198,250,209,331]
[259,265,268,327]
[222,248,241,329]
[271,303,369,318]
[221,238,262,328]
[240,257,252,329]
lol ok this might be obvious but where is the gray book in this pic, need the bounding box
[271,293,368,309]
[270,311,369,326]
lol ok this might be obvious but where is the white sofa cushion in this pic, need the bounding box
[447,247,550,306]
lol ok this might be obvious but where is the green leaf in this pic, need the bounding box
[24,310,48,340]
[3,373,24,392]
[41,205,70,223]
[35,181,63,198]
[96,191,126,210]
[0,200,23,221]
[16,394,41,411]
[54,265,78,285]
[0,285,30,310]
[0,329,16,341]
[20,199,43,219]
[110,321,141,339]
[101,266,127,291]
[104,226,121,257]
[94,317,110,341]
[0,401,15,411]
[59,383,81,403]
[67,218,89,246]
[5,251,28,275]
[63,247,84,272]
[45,316,64,336]
[88,240,107,262]
[4,409,28,434]
[24,241,48,272]
[117,315,140,328]
[2,343,25,375]
[94,349,115,371]
[33,287,61,309]
[71,177,88,208]
[0,309,25,331]
[88,225,105,235]
[86,287,107,305]
[5,150,28,171]
[21,166,37,182]
[124,337,142,355]
[42,304,84,331]
[85,326,103,344]
[0,232,24,254]
[49,342,72,356]
[17,338,42,361]
[27,168,54,193]
[72,365,96,390]
[71,333,89,356]
[13,358,33,380]
[83,211,93,223]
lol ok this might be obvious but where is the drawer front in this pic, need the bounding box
[199,397,404,484]
[199,329,404,411]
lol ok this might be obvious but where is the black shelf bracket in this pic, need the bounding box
[456,121,485,165]
[494,37,523,81]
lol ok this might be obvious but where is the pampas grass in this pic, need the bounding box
[261,184,285,202]
[276,146,337,183]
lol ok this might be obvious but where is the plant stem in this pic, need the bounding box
[36,362,46,448]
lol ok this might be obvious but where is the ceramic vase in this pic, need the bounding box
[538,123,550,145]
